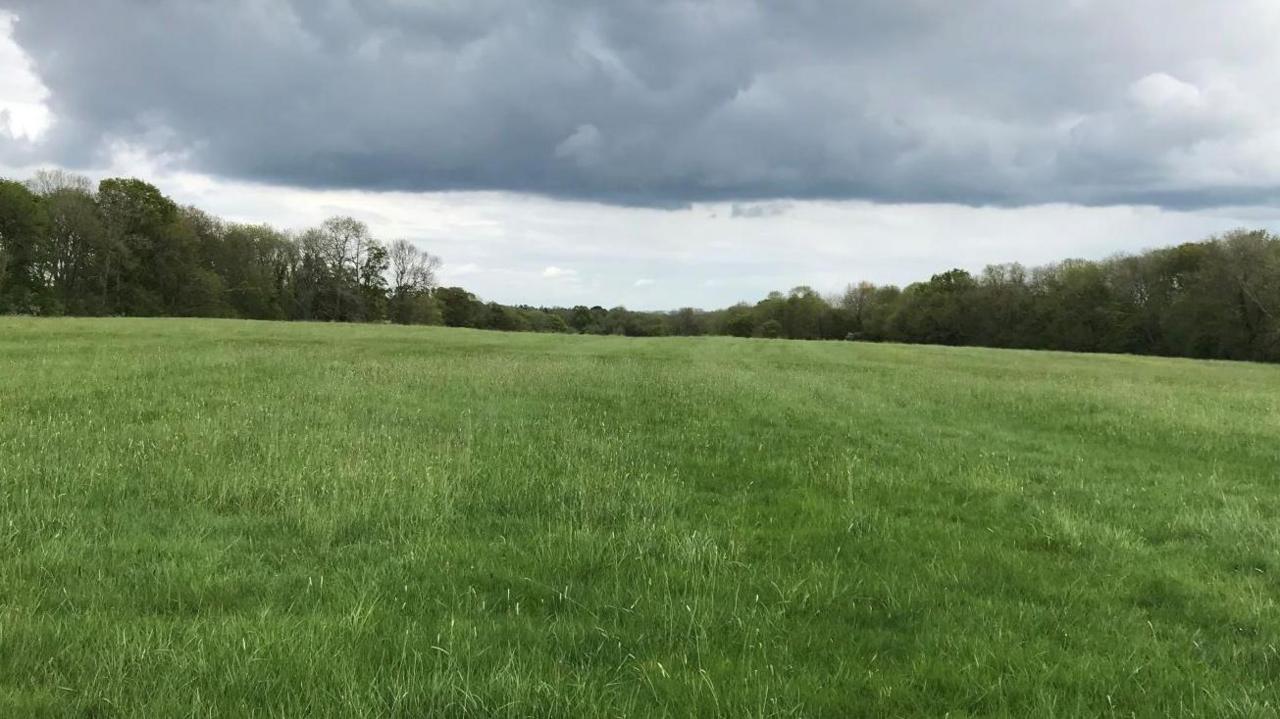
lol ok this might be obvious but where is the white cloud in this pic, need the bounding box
[542,266,577,279]
[0,12,51,141]
[634,278,655,287]
[1128,73,1203,112]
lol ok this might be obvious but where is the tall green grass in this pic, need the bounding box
[2,317,1278,717]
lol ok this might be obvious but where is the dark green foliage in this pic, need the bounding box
[483,302,529,331]
[755,318,783,338]
[0,179,49,312]
[435,286,485,327]
[689,231,1280,362]
[721,305,755,337]
[389,291,442,325]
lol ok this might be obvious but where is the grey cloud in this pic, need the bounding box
[730,201,791,219]
[5,0,1280,208]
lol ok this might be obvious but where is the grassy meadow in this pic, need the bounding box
[1,317,1279,717]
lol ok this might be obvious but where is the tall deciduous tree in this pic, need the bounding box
[387,239,442,324]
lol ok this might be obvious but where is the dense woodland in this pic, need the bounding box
[2,171,1277,362]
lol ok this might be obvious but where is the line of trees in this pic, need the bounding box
[423,231,1279,363]
[0,171,443,323]
[661,232,1278,363]
[2,172,1277,362]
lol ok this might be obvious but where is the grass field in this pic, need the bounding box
[1,318,1278,717]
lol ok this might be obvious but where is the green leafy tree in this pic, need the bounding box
[782,286,826,339]
[38,182,108,314]
[0,179,49,312]
[756,318,783,338]
[721,305,756,337]
[894,269,978,346]
[669,307,705,336]
[97,177,182,314]
[435,286,483,327]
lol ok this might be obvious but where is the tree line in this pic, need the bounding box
[0,171,445,324]
[689,234,1278,363]
[2,172,1277,362]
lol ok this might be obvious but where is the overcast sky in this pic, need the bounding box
[3,1,1280,309]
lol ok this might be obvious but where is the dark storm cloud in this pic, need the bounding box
[5,0,1280,208]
